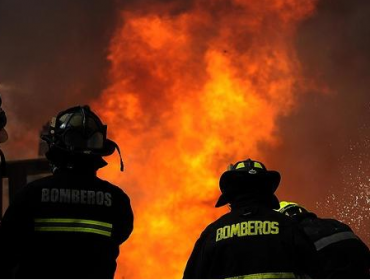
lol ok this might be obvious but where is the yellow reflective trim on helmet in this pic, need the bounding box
[278,201,298,213]
[50,117,57,128]
[278,201,308,217]
[34,218,112,228]
[254,162,263,169]
[35,226,111,237]
[227,272,295,279]
[235,162,245,169]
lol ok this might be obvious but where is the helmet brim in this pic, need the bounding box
[87,139,116,156]
[42,135,118,157]
[215,170,281,208]
[215,193,230,208]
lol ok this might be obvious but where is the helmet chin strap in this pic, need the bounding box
[112,141,124,172]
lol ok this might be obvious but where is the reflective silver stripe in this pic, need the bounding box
[227,272,296,279]
[314,231,358,251]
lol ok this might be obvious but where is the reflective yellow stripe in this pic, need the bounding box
[227,272,296,279]
[34,218,112,238]
[35,226,111,237]
[34,218,112,228]
[254,162,263,169]
[235,162,245,169]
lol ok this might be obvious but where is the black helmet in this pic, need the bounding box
[42,105,124,171]
[278,201,308,217]
[215,159,280,207]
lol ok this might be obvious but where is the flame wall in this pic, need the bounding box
[93,0,317,278]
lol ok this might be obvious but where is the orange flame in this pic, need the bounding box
[92,0,317,278]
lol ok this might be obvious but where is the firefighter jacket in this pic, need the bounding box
[0,169,134,279]
[293,212,370,278]
[183,200,319,279]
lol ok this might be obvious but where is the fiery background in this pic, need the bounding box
[0,0,369,278]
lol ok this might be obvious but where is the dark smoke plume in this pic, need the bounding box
[263,0,370,245]
[0,0,118,158]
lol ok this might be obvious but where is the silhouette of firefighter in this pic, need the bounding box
[279,201,370,278]
[0,94,7,145]
[183,159,319,279]
[0,105,133,278]
[0,94,8,178]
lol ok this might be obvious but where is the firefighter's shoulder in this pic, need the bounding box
[95,177,131,203]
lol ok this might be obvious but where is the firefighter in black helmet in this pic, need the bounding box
[183,159,319,279]
[0,94,7,144]
[279,201,370,278]
[0,105,133,279]
[0,94,8,177]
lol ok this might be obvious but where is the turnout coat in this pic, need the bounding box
[0,169,133,278]
[184,201,319,279]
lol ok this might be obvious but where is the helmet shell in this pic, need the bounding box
[278,201,308,217]
[216,159,280,207]
[42,105,115,156]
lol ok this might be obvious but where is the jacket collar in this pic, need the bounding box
[230,194,280,212]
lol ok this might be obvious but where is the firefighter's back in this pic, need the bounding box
[185,203,318,278]
[300,216,370,278]
[279,201,370,278]
[0,105,133,278]
[6,171,133,279]
[184,159,320,279]
[21,230,118,278]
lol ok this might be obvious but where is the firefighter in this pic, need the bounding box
[279,201,370,278]
[0,105,134,278]
[0,94,7,177]
[0,94,8,144]
[183,159,319,279]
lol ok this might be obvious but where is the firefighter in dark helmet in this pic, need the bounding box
[279,201,370,278]
[0,94,8,176]
[183,159,319,279]
[0,105,133,278]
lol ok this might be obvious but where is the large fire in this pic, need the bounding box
[92,0,318,278]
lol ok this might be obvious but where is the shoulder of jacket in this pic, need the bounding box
[318,217,353,231]
[7,176,53,206]
[95,177,131,198]
[28,174,55,185]
[95,177,120,189]
[200,212,233,234]
[16,175,54,195]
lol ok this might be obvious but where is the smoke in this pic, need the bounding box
[0,0,118,158]
[263,0,370,245]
